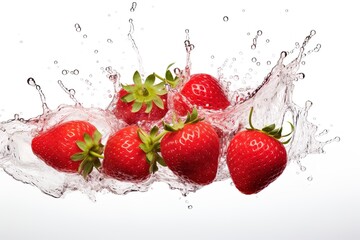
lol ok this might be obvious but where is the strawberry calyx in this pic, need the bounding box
[154,63,180,88]
[163,108,204,132]
[121,71,167,113]
[247,107,294,144]
[137,126,167,174]
[70,130,104,178]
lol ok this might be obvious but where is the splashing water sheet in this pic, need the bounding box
[1,1,359,240]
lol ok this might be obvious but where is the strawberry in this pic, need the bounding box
[31,120,104,178]
[160,109,220,185]
[102,125,165,182]
[226,107,294,194]
[113,70,168,125]
[173,73,230,116]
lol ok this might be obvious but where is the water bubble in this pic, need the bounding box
[266,61,271,65]
[74,23,81,32]
[211,55,215,59]
[251,44,256,50]
[310,30,316,36]
[188,205,193,209]
[307,176,313,181]
[233,75,239,81]
[62,69,69,75]
[72,69,79,75]
[285,9,289,13]
[242,9,245,12]
[185,29,189,33]
[256,62,261,66]
[130,2,137,12]
[94,50,98,54]
[27,77,36,86]
[232,57,236,61]
[251,57,257,62]
[54,60,58,64]
[129,18,133,23]
[301,61,306,65]
[107,39,113,43]
[223,16,229,22]
[266,39,270,43]
[83,34,87,38]
[300,165,306,171]
[247,32,250,36]
[257,30,263,36]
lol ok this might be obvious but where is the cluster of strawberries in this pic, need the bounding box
[31,65,293,195]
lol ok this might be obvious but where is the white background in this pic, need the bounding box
[1,0,359,239]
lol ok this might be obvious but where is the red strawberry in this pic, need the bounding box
[160,109,220,185]
[102,125,165,182]
[174,73,230,116]
[31,120,104,178]
[226,107,294,194]
[113,71,168,125]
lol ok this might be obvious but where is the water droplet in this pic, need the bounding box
[211,55,215,59]
[129,18,133,23]
[130,2,137,12]
[94,49,98,54]
[256,62,261,66]
[185,29,189,33]
[301,61,306,65]
[314,43,321,52]
[251,57,257,62]
[280,51,288,58]
[188,205,193,209]
[27,77,36,86]
[83,34,87,38]
[266,39,270,43]
[310,30,316,36]
[62,69,69,75]
[174,68,181,75]
[54,60,58,64]
[266,61,271,65]
[257,30,263,36]
[305,100,313,110]
[223,16,229,22]
[297,73,305,79]
[107,39,113,43]
[307,176,313,181]
[105,66,112,72]
[69,89,76,95]
[251,44,256,50]
[74,23,81,32]
[72,69,79,75]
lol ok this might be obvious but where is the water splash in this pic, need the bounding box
[0,27,338,199]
